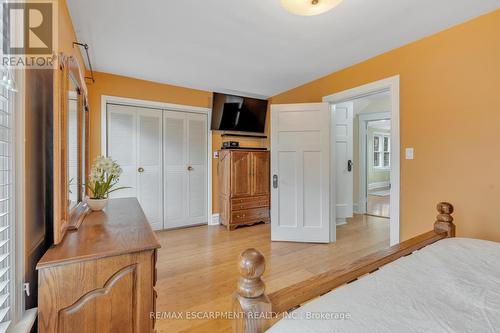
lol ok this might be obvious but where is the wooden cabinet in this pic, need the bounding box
[231,151,253,197]
[219,150,270,230]
[37,198,160,333]
[251,152,270,197]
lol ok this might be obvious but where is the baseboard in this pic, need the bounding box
[353,203,362,214]
[336,218,347,226]
[210,214,220,226]
[368,181,390,190]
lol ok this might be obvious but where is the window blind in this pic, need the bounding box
[0,83,13,333]
[0,6,14,332]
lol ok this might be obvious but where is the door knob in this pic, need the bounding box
[347,160,353,172]
[187,166,194,171]
[138,167,144,173]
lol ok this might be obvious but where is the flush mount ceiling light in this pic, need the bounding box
[281,0,343,16]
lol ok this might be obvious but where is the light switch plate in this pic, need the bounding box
[405,148,414,160]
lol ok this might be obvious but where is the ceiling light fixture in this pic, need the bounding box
[281,0,343,16]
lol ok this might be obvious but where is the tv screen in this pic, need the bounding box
[211,93,268,133]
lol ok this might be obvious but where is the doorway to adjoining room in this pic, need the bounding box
[365,119,391,218]
[352,91,392,220]
[329,84,395,244]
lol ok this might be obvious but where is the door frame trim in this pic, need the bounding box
[323,75,400,246]
[358,111,391,215]
[100,95,213,227]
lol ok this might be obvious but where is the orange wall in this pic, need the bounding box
[87,71,213,161]
[87,72,267,214]
[58,0,85,71]
[271,10,500,242]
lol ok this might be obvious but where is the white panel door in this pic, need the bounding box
[271,103,331,243]
[106,104,163,230]
[164,111,208,229]
[334,102,354,223]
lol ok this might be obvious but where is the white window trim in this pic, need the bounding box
[373,132,391,170]
[1,6,36,332]
[4,69,37,333]
[0,74,18,332]
[13,69,33,333]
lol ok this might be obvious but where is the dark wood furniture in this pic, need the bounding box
[218,150,270,230]
[37,198,161,333]
[233,202,456,333]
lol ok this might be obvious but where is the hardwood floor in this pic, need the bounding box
[154,215,389,333]
[367,194,390,218]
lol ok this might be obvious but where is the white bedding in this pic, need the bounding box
[267,238,500,333]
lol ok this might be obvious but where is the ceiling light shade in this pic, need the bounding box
[281,0,343,16]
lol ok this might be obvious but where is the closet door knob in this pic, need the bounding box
[187,166,194,171]
[138,167,144,173]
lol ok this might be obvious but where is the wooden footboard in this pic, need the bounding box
[232,202,455,333]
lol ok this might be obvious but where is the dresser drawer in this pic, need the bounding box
[231,196,269,210]
[231,207,269,224]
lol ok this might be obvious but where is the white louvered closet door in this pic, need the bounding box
[106,104,163,230]
[136,109,163,230]
[186,113,208,225]
[163,111,207,229]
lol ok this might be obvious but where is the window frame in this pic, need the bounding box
[13,69,26,328]
[1,5,29,330]
[0,73,17,330]
[373,132,391,170]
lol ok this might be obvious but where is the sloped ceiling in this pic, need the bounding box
[67,0,500,98]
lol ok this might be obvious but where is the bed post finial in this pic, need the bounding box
[434,202,455,237]
[233,248,271,333]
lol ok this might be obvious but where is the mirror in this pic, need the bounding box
[67,76,79,211]
[53,54,90,244]
[81,95,87,200]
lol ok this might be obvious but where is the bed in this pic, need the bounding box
[232,202,500,333]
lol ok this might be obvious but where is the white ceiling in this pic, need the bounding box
[67,0,499,98]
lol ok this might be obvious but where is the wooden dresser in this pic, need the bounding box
[218,149,270,230]
[37,198,161,333]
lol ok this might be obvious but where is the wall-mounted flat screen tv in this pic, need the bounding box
[211,93,268,133]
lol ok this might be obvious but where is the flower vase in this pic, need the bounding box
[87,198,108,211]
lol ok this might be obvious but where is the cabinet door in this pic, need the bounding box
[38,252,155,333]
[251,152,270,196]
[231,151,252,197]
